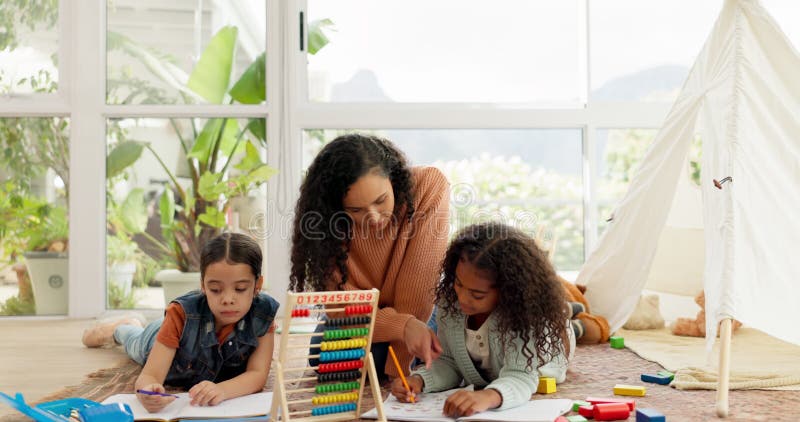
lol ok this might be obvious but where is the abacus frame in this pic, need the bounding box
[270,289,386,421]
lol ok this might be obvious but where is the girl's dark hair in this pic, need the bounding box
[436,222,566,371]
[290,133,414,291]
[200,232,262,281]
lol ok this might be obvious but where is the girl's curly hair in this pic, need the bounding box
[290,133,415,292]
[435,222,567,371]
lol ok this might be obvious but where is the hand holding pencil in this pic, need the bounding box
[388,345,423,403]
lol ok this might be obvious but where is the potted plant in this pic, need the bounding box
[0,183,69,315]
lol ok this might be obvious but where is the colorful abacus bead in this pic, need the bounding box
[323,327,370,340]
[315,381,360,394]
[344,304,372,315]
[291,308,310,317]
[311,392,359,405]
[326,316,370,326]
[319,349,366,362]
[317,360,364,373]
[311,403,357,416]
[317,370,362,382]
[320,338,368,351]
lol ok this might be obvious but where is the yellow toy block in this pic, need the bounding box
[613,384,646,397]
[537,377,556,394]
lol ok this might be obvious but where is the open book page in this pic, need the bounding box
[361,386,471,422]
[457,398,572,422]
[101,391,272,421]
[361,385,571,422]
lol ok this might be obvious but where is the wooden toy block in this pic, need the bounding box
[609,336,625,349]
[594,402,631,421]
[657,370,675,380]
[537,377,556,394]
[586,396,636,411]
[572,400,591,412]
[636,408,666,422]
[613,384,646,397]
[554,417,569,422]
[566,416,589,422]
[578,405,594,418]
[641,373,672,385]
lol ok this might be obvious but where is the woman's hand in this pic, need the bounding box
[390,374,424,403]
[136,383,176,413]
[403,318,442,369]
[188,380,227,406]
[443,389,502,417]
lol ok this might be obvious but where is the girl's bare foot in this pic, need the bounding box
[82,317,143,348]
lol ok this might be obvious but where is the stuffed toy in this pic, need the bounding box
[558,276,611,344]
[670,291,742,337]
[623,294,665,330]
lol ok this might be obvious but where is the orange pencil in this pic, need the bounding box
[388,345,415,403]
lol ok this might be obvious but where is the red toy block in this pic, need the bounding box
[594,402,631,421]
[554,417,569,422]
[586,396,636,411]
[578,405,594,418]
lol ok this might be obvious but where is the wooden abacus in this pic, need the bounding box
[270,289,386,421]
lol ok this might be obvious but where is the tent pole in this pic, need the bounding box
[716,318,733,417]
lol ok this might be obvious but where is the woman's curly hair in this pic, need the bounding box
[435,222,567,371]
[290,133,415,292]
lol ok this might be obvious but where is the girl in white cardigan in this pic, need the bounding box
[391,222,575,418]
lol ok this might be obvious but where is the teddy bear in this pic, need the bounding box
[558,276,611,344]
[670,291,742,337]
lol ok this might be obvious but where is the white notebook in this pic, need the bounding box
[101,391,272,421]
[361,386,571,422]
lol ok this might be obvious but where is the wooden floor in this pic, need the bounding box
[0,318,125,418]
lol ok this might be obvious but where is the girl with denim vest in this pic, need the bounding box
[82,233,279,413]
[390,222,576,418]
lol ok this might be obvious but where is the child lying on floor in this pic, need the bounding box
[391,222,575,417]
[82,233,279,412]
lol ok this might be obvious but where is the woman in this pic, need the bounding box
[290,133,450,378]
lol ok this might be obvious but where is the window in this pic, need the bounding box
[589,1,720,102]
[107,0,266,104]
[0,117,69,316]
[0,2,59,96]
[595,129,657,234]
[307,0,585,104]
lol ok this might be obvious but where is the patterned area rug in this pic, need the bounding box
[2,342,797,421]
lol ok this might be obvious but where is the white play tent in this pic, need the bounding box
[577,0,800,416]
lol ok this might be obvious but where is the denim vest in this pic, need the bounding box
[164,290,279,389]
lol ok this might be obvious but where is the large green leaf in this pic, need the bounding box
[119,188,147,233]
[188,118,238,166]
[243,164,278,188]
[229,53,265,104]
[198,172,228,201]
[308,19,334,55]
[187,26,238,104]
[198,207,226,228]
[159,189,175,228]
[234,141,264,172]
[245,118,266,146]
[107,141,146,179]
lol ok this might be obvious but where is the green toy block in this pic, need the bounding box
[566,416,589,422]
[609,336,625,349]
[572,400,591,412]
[657,370,675,380]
